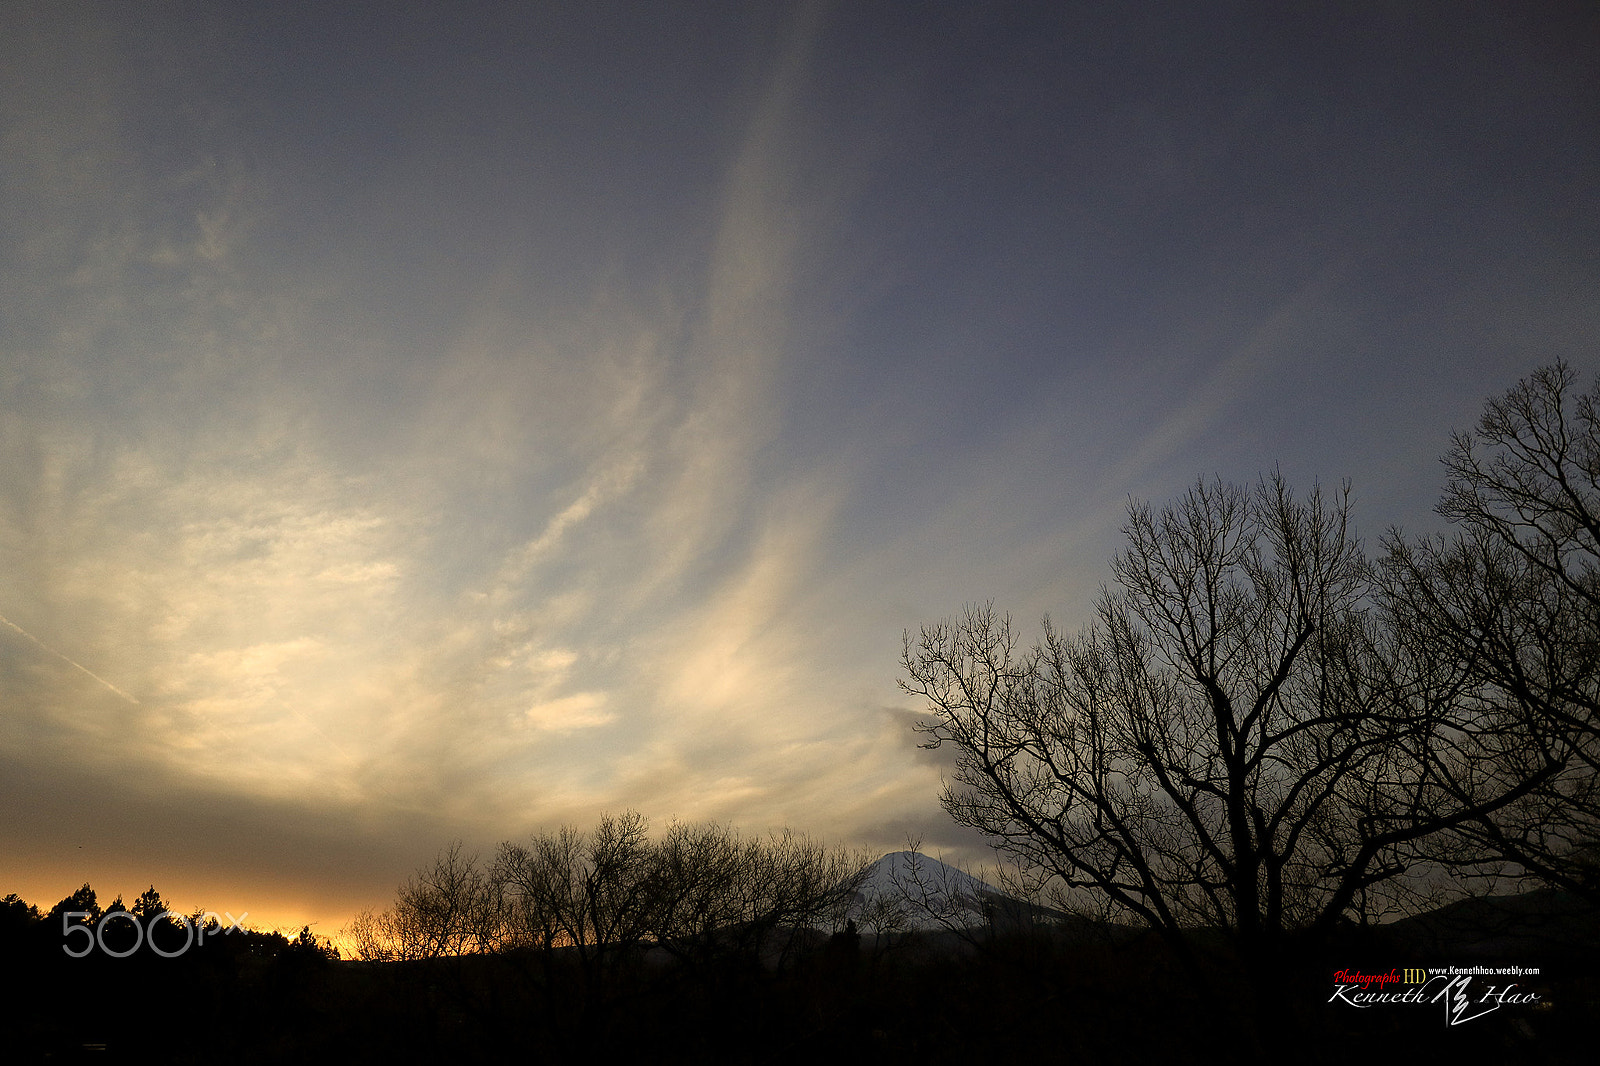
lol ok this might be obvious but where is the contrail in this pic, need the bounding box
[0,611,141,704]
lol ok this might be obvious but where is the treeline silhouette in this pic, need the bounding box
[346,812,870,965]
[1,883,338,1062]
[4,835,1596,1062]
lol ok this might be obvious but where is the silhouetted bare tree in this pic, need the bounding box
[649,821,868,969]
[348,842,496,961]
[491,810,661,998]
[1382,361,1600,897]
[902,475,1563,971]
[351,813,868,975]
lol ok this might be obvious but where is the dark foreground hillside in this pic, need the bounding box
[3,899,1598,1065]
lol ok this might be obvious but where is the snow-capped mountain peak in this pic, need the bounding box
[848,851,1002,932]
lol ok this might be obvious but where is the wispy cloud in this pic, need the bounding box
[1,1,856,841]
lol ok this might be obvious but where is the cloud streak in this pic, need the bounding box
[0,611,140,705]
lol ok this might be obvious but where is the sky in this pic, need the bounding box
[2,0,1597,938]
